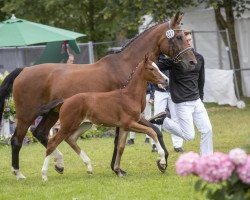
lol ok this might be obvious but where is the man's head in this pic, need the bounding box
[67,54,74,64]
[184,30,193,48]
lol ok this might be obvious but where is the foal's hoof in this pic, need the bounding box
[156,159,167,173]
[54,165,64,174]
[114,169,127,177]
[87,171,93,175]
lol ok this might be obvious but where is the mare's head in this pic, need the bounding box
[159,12,197,70]
[141,54,168,87]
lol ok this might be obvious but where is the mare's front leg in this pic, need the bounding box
[65,122,93,174]
[111,128,127,175]
[113,129,128,177]
[33,111,64,174]
[128,121,167,173]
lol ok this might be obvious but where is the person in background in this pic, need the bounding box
[127,83,156,151]
[150,30,213,156]
[67,54,74,64]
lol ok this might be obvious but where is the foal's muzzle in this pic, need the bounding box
[158,77,169,89]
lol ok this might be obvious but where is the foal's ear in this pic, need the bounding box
[172,11,184,26]
[144,53,149,63]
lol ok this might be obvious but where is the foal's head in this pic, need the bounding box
[141,54,168,87]
[159,12,197,70]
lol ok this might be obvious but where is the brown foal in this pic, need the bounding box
[40,55,168,181]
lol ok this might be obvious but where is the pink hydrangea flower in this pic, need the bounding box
[175,152,200,176]
[237,156,250,184]
[197,152,235,183]
[229,148,248,165]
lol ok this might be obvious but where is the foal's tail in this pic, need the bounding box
[39,99,64,116]
[0,68,24,122]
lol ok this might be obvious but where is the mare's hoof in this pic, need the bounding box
[54,165,64,174]
[114,169,127,177]
[156,159,167,173]
[11,167,26,180]
[87,171,93,175]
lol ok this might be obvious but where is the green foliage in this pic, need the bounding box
[0,72,15,119]
[80,125,115,139]
[0,0,196,43]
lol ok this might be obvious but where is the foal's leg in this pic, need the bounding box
[11,121,30,180]
[65,122,93,174]
[139,117,169,167]
[113,129,128,177]
[33,112,64,174]
[128,121,167,172]
[41,130,69,181]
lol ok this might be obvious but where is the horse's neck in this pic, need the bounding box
[122,67,147,103]
[120,23,167,62]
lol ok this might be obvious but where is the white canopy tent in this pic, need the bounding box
[182,7,250,105]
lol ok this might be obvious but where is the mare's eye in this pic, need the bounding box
[150,68,154,71]
[176,35,182,40]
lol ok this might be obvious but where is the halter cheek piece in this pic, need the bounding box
[165,21,193,63]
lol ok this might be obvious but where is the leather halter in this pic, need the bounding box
[161,21,193,63]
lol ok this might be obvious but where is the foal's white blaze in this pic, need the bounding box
[152,62,169,82]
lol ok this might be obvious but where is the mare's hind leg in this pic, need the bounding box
[65,122,93,174]
[33,112,64,174]
[11,121,30,180]
[41,130,69,182]
[114,129,128,177]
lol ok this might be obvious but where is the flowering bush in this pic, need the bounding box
[175,149,250,200]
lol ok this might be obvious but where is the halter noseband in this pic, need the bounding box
[164,21,193,63]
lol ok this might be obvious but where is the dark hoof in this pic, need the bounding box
[87,171,93,175]
[54,165,64,174]
[120,169,127,176]
[114,169,127,177]
[156,159,167,173]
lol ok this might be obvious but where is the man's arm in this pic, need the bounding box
[156,54,173,70]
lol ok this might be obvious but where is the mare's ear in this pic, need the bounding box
[144,53,149,63]
[171,12,184,27]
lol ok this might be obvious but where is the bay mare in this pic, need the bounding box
[39,56,168,181]
[0,12,196,180]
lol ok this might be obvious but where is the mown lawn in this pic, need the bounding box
[0,98,250,200]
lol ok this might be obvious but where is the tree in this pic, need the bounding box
[200,0,250,97]
[1,0,196,41]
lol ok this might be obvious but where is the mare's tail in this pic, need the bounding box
[0,68,24,122]
[39,99,64,116]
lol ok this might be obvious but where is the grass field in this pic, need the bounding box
[0,98,250,200]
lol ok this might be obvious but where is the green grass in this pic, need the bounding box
[0,98,250,200]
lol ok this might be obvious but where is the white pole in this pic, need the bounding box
[88,41,94,64]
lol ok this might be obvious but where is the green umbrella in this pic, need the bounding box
[0,15,85,47]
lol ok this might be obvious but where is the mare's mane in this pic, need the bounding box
[111,21,167,54]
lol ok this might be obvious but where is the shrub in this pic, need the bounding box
[175,149,250,200]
